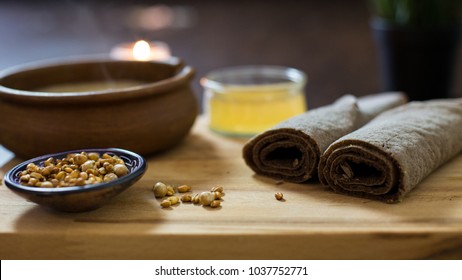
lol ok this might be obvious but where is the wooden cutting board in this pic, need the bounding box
[1,117,461,259]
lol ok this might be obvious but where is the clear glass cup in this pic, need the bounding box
[201,65,307,137]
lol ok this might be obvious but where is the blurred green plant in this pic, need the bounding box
[368,0,461,27]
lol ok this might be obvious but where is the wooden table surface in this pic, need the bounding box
[1,117,462,260]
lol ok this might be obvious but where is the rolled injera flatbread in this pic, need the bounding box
[318,98,462,203]
[242,92,407,182]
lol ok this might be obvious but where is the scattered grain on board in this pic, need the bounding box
[275,192,284,200]
[156,183,226,209]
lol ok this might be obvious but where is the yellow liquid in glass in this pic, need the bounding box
[208,88,306,136]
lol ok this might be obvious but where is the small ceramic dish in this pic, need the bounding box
[3,148,146,212]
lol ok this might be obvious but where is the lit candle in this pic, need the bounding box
[110,40,171,61]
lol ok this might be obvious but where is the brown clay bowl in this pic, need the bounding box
[0,56,198,159]
[4,148,146,212]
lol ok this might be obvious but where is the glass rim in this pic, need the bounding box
[200,65,308,92]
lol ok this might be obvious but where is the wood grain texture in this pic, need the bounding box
[1,117,462,259]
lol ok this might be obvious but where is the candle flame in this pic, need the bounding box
[133,40,151,61]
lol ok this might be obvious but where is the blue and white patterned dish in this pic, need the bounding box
[4,148,146,212]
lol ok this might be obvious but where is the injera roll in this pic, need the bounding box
[318,98,462,203]
[242,92,407,182]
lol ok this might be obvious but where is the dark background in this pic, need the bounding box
[0,0,461,109]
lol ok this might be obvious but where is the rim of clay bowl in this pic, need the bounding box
[3,148,146,196]
[0,55,195,104]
